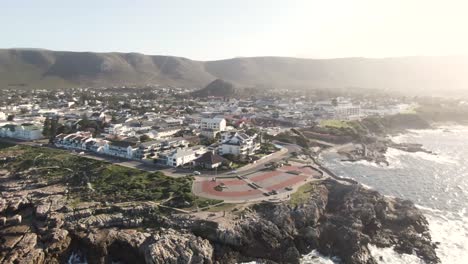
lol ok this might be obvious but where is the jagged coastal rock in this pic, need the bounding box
[0,156,439,264]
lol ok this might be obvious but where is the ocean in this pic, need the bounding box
[308,125,468,263]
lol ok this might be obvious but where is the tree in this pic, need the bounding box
[80,114,90,127]
[49,118,59,143]
[42,118,51,137]
[331,98,338,106]
[140,134,151,142]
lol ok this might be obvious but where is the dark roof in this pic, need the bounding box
[109,140,137,148]
[194,152,228,165]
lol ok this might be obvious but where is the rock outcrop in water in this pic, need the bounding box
[0,160,439,263]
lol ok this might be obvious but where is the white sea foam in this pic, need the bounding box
[368,244,424,264]
[426,212,468,264]
[385,147,456,166]
[322,125,468,263]
[384,148,405,168]
[415,204,444,214]
[345,159,383,168]
[301,250,340,264]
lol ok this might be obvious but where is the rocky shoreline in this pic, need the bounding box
[0,158,439,264]
[338,141,433,166]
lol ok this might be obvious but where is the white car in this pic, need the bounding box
[228,170,238,174]
[193,171,201,175]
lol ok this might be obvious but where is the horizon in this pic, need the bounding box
[2,47,467,62]
[2,0,468,60]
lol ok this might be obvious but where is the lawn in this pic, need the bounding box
[206,203,237,212]
[319,119,352,128]
[0,145,217,208]
[289,182,315,207]
[0,141,15,150]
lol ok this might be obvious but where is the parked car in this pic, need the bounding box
[193,171,201,175]
[228,170,238,174]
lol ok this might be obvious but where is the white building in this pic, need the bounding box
[333,104,361,120]
[219,132,260,156]
[158,145,208,167]
[0,123,43,140]
[153,127,181,139]
[201,117,226,131]
[0,112,6,121]
[103,141,139,159]
[314,98,361,120]
[105,124,127,135]
[162,148,198,167]
[200,117,226,138]
[54,132,93,150]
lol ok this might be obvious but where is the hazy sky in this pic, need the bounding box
[2,0,468,60]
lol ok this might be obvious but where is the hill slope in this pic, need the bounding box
[191,79,238,98]
[1,49,467,96]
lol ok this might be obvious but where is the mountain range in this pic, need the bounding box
[1,48,467,96]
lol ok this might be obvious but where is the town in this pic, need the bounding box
[0,85,420,202]
[0,86,416,162]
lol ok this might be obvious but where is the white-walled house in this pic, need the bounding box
[219,132,260,156]
[0,112,6,121]
[103,141,139,159]
[54,132,93,150]
[200,117,226,138]
[0,123,43,140]
[105,124,126,135]
[165,148,196,167]
[201,117,226,131]
[159,146,208,167]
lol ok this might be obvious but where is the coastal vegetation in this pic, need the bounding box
[0,141,14,149]
[0,144,216,208]
[289,182,316,207]
[299,113,431,145]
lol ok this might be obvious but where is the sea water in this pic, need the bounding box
[312,126,468,263]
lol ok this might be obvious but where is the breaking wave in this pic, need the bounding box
[319,125,468,263]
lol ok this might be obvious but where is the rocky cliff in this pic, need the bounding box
[0,158,439,263]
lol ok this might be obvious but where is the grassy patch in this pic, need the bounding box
[0,141,15,150]
[0,145,217,208]
[206,203,237,212]
[289,183,315,207]
[319,119,352,128]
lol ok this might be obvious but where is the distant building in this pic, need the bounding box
[54,132,93,150]
[153,127,181,139]
[314,98,361,120]
[104,141,139,159]
[0,112,6,121]
[200,117,226,138]
[219,131,260,156]
[105,124,126,135]
[134,140,163,160]
[162,148,196,167]
[194,151,230,169]
[201,117,226,131]
[0,123,43,140]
